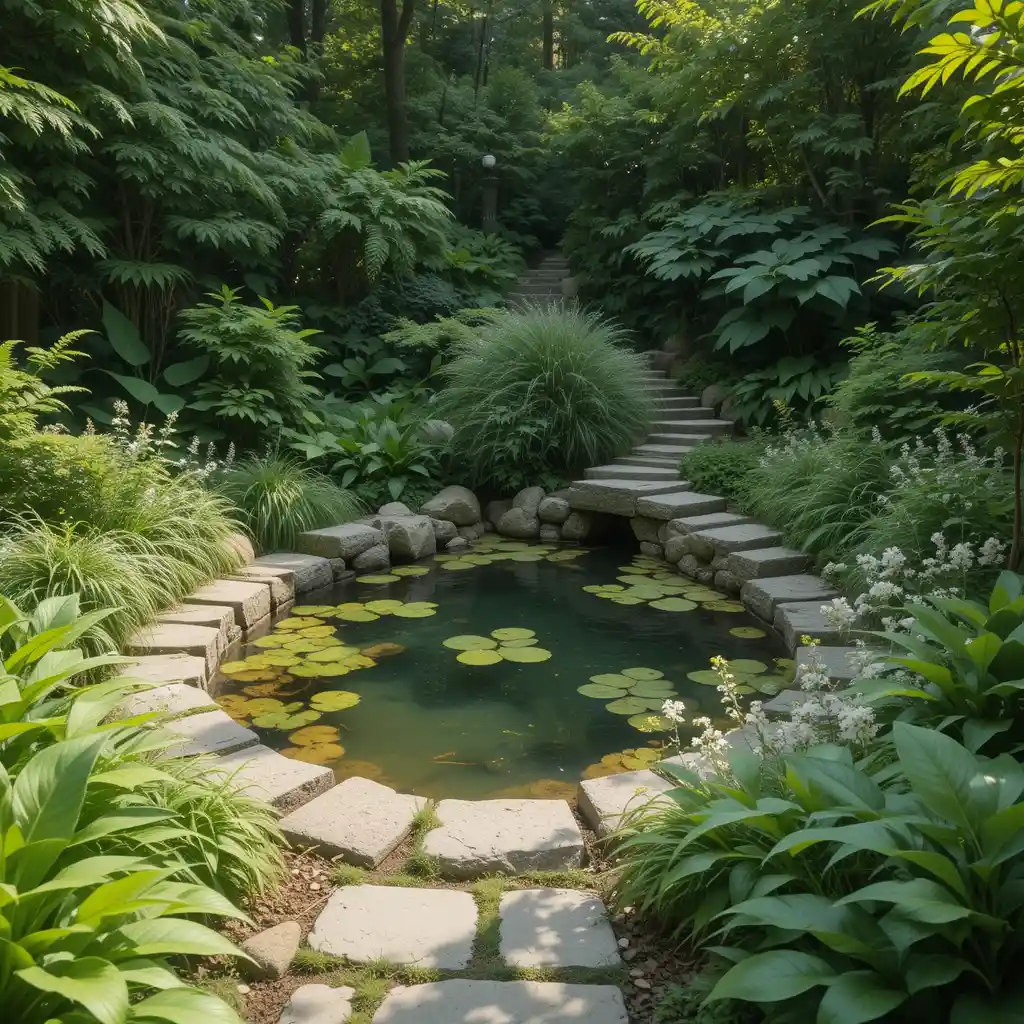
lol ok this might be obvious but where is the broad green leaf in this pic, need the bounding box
[162,355,210,386]
[786,754,884,810]
[838,878,969,924]
[708,950,835,1002]
[117,918,245,959]
[17,957,129,1024]
[130,986,244,1023]
[816,970,907,1023]
[102,301,150,366]
[152,393,186,416]
[904,953,968,995]
[104,371,161,407]
[340,131,372,171]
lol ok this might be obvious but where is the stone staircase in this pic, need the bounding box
[507,251,571,309]
[583,360,732,482]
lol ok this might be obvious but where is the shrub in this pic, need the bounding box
[436,304,652,491]
[673,349,739,396]
[218,454,363,553]
[679,438,767,506]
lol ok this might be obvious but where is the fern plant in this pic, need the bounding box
[0,331,89,437]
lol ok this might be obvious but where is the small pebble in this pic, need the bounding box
[634,978,652,990]
[617,937,630,949]
[644,958,658,972]
[622,948,639,962]
[237,984,251,995]
[310,882,321,891]
[629,968,645,979]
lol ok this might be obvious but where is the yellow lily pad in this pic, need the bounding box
[298,625,337,638]
[391,603,437,618]
[230,670,278,682]
[276,616,325,630]
[282,639,325,653]
[291,605,337,615]
[648,597,698,612]
[499,637,538,648]
[443,635,498,651]
[361,642,406,658]
[289,724,341,745]
[622,667,665,681]
[499,646,552,663]
[219,661,251,674]
[391,566,430,576]
[628,713,673,733]
[731,626,767,639]
[457,649,503,666]
[356,574,401,584]
[365,600,405,614]
[310,690,361,712]
[281,742,344,764]
[251,635,288,648]
[491,627,535,641]
[253,709,322,729]
[307,646,362,663]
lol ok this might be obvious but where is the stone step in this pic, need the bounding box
[687,522,784,559]
[740,574,839,622]
[578,768,674,836]
[652,418,733,435]
[774,601,846,652]
[644,381,690,392]
[187,578,271,632]
[567,477,684,516]
[648,430,714,446]
[654,396,701,409]
[159,708,258,758]
[116,653,207,688]
[584,464,680,481]
[126,622,222,677]
[634,442,695,457]
[638,489,726,521]
[727,546,812,581]
[612,454,679,468]
[211,744,334,812]
[254,552,333,593]
[653,407,715,421]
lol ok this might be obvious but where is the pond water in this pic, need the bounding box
[212,538,791,799]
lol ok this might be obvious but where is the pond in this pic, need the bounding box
[212,537,791,799]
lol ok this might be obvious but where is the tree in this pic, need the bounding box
[380,0,418,162]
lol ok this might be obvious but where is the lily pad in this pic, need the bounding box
[276,616,324,630]
[391,566,430,576]
[498,646,552,663]
[590,673,635,688]
[649,597,698,612]
[307,646,362,663]
[462,554,493,566]
[298,625,337,638]
[581,585,608,594]
[622,667,665,681]
[628,713,673,733]
[618,565,653,574]
[703,600,745,613]
[356,574,401,584]
[605,697,656,715]
[291,605,337,616]
[730,626,767,639]
[309,690,361,712]
[219,661,251,674]
[361,642,406,658]
[251,635,288,648]
[441,560,476,571]
[365,599,405,614]
[282,639,326,654]
[730,659,769,675]
[230,670,278,682]
[443,634,498,651]
[508,552,544,562]
[392,602,437,618]
[687,670,722,685]
[290,664,339,678]
[457,649,503,666]
[281,742,344,764]
[627,680,677,699]
[577,683,628,699]
[491,627,535,641]
[606,595,644,605]
[546,550,585,562]
[253,709,322,729]
[336,608,380,623]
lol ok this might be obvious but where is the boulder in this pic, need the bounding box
[378,501,412,517]
[713,569,743,595]
[484,499,513,526]
[695,565,715,584]
[512,486,546,515]
[352,544,390,571]
[701,383,728,415]
[640,541,663,558]
[421,485,481,526]
[560,511,592,542]
[380,515,436,562]
[446,537,470,553]
[459,521,486,540]
[537,496,570,524]
[630,516,661,544]
[420,418,454,443]
[431,518,458,543]
[539,524,561,542]
[664,535,687,563]
[496,507,541,539]
[677,554,701,579]
[298,524,383,561]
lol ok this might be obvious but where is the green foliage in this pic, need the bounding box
[728,357,847,427]
[0,332,90,437]
[217,454,364,554]
[436,305,653,491]
[178,287,323,435]
[673,351,739,396]
[655,981,758,1024]
[679,439,767,507]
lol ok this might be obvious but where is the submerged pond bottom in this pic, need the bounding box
[212,538,791,799]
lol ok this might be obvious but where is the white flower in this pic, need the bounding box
[661,699,688,724]
[821,597,857,630]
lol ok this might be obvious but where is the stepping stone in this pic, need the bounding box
[229,565,296,608]
[567,479,684,516]
[499,889,620,967]
[158,603,235,648]
[188,578,271,630]
[613,455,679,468]
[279,777,425,866]
[762,689,805,715]
[584,464,680,482]
[576,769,674,837]
[664,511,752,538]
[116,653,207,688]
[160,709,258,757]
[727,546,811,581]
[297,523,383,560]
[636,489,724,521]
[655,407,714,421]
[741,574,838,622]
[278,984,355,1024]
[119,682,217,718]
[254,553,333,594]
[309,886,476,968]
[795,644,862,683]
[686,523,783,560]
[126,622,222,676]
[210,744,334,812]
[372,980,629,1024]
[774,601,846,651]
[633,443,695,457]
[242,920,302,980]
[647,430,713,446]
[423,799,584,878]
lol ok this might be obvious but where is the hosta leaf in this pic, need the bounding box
[102,301,150,366]
[129,986,244,1023]
[709,950,835,1003]
[816,970,907,1023]
[17,958,129,1024]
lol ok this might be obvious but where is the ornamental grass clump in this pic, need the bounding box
[436,304,653,490]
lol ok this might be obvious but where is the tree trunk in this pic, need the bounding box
[306,0,329,102]
[287,0,306,50]
[543,3,554,71]
[381,0,416,164]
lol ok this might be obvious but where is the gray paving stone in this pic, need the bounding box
[774,601,846,651]
[298,524,383,560]
[254,553,332,594]
[158,602,235,638]
[762,689,804,715]
[242,921,302,980]
[566,479,685,517]
[210,744,334,812]
[687,523,783,559]
[159,709,258,757]
[576,769,674,837]
[119,682,217,719]
[278,984,355,1024]
[115,653,207,688]
[229,565,296,608]
[584,464,680,481]
[499,889,619,967]
[741,574,838,622]
[727,546,811,581]
[279,777,425,866]
[635,490,725,521]
[371,981,629,1024]
[423,799,584,878]
[309,886,476,968]
[188,578,271,630]
[795,645,861,683]
[126,622,221,676]
[662,511,752,539]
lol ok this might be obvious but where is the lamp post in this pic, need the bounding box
[481,153,498,235]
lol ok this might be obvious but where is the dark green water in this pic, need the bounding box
[213,542,787,799]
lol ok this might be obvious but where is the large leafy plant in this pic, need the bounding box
[727,356,847,426]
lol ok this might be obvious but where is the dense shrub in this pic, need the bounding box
[218,454,363,554]
[437,305,653,492]
[678,438,767,506]
[673,350,739,396]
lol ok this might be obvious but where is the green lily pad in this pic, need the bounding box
[391,602,437,618]
[606,595,644,605]
[252,709,322,729]
[499,638,538,648]
[605,697,658,715]
[291,605,336,616]
[276,616,325,630]
[457,649,503,666]
[309,690,361,712]
[687,670,722,685]
[443,635,498,651]
[648,597,698,612]
[622,667,665,681]
[730,626,767,639]
[590,673,635,688]
[628,714,674,733]
[355,574,401,584]
[491,627,535,641]
[577,683,629,699]
[391,566,430,576]
[499,646,552,663]
[627,681,677,698]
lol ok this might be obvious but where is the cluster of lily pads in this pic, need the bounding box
[687,657,793,696]
[582,553,754,621]
[350,566,432,585]
[578,667,687,732]
[434,536,588,572]
[582,745,663,780]
[442,627,553,666]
